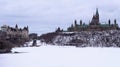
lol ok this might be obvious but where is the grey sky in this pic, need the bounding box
[0,0,120,34]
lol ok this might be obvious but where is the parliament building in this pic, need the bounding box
[67,9,119,32]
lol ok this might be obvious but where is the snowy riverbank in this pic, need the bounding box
[0,46,120,67]
[40,30,120,47]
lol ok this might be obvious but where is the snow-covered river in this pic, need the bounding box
[0,46,120,67]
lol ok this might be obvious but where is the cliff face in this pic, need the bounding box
[40,30,120,47]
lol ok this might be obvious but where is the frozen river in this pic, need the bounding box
[0,46,120,67]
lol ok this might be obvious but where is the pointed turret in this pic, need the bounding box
[74,20,77,27]
[15,24,18,29]
[108,19,111,26]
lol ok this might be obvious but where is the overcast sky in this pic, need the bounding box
[0,0,120,34]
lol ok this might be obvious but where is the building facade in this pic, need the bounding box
[67,9,119,32]
[0,24,29,39]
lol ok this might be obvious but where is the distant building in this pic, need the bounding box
[0,24,29,39]
[55,27,63,32]
[29,33,38,40]
[67,8,119,32]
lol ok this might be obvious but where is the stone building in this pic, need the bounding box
[0,24,29,39]
[67,9,119,32]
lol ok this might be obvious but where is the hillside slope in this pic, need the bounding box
[40,30,120,47]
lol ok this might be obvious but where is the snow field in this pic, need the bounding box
[0,46,120,67]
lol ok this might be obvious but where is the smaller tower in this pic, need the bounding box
[15,24,18,29]
[114,19,117,25]
[108,19,111,26]
[74,20,77,27]
[56,27,61,32]
[80,20,82,26]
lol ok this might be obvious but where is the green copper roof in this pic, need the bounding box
[69,23,118,29]
[100,24,110,27]
[77,24,89,28]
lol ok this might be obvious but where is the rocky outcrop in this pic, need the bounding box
[39,30,120,47]
[0,40,14,53]
[39,32,59,44]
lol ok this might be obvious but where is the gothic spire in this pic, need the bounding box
[96,8,99,16]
